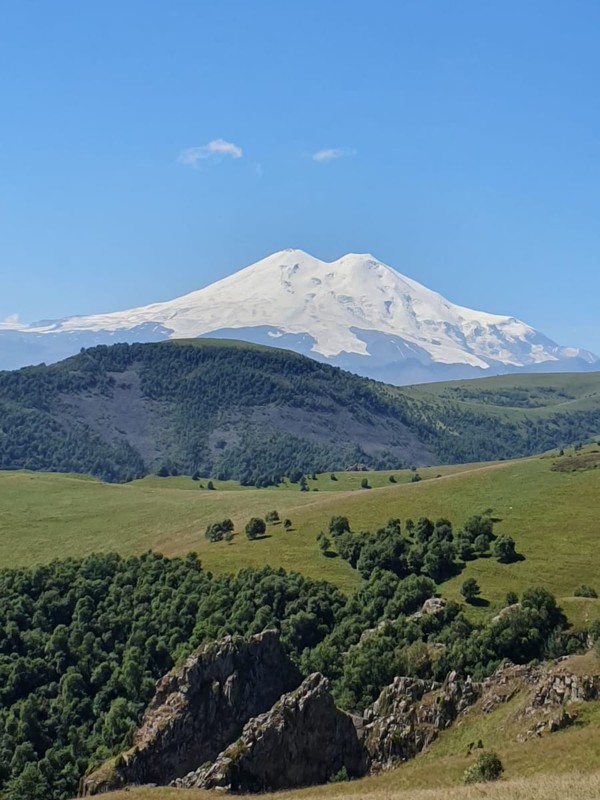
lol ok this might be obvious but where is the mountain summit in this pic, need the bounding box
[2,249,597,382]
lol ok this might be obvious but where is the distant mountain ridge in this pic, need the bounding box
[0,340,599,484]
[1,250,597,381]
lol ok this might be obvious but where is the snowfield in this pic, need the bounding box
[3,249,597,380]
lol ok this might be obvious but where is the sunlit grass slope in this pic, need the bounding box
[95,772,600,800]
[400,370,600,418]
[1,447,599,619]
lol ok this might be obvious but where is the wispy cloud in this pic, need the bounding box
[178,138,243,168]
[312,147,356,163]
[1,313,19,325]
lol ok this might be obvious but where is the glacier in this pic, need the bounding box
[1,249,597,383]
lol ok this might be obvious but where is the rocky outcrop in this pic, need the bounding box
[82,642,600,795]
[363,672,480,769]
[81,630,300,795]
[516,660,600,740]
[410,596,447,621]
[531,666,600,706]
[177,673,367,792]
[479,661,543,713]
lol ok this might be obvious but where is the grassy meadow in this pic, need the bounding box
[399,370,600,418]
[3,441,600,800]
[1,446,600,623]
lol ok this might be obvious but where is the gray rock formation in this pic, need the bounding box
[363,672,480,769]
[178,673,367,792]
[82,642,600,796]
[81,630,300,795]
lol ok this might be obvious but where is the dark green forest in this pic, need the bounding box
[0,341,599,485]
[0,512,579,799]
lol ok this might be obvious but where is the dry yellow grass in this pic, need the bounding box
[96,770,600,800]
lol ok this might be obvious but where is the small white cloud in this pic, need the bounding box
[1,313,19,324]
[312,147,356,163]
[178,138,243,168]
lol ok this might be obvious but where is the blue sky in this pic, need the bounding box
[1,0,599,352]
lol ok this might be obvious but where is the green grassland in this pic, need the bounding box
[400,370,600,418]
[1,446,600,623]
[131,461,487,492]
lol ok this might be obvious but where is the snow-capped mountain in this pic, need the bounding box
[1,249,597,382]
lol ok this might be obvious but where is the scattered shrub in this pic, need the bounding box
[463,751,504,784]
[328,766,349,783]
[493,535,517,563]
[329,515,350,536]
[461,578,481,604]
[575,585,598,598]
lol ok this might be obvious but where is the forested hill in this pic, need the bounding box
[0,339,599,484]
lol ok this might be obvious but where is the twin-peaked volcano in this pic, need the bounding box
[1,249,597,382]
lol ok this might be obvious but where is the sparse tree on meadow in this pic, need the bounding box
[245,517,266,540]
[493,535,517,563]
[329,516,350,537]
[461,578,481,604]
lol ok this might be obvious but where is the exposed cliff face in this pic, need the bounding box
[82,641,600,797]
[81,630,300,795]
[363,672,480,769]
[178,673,367,791]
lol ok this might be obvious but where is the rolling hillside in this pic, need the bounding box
[2,446,599,624]
[0,339,599,484]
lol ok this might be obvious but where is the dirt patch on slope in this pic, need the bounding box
[247,405,433,466]
[58,370,169,467]
[552,449,600,472]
